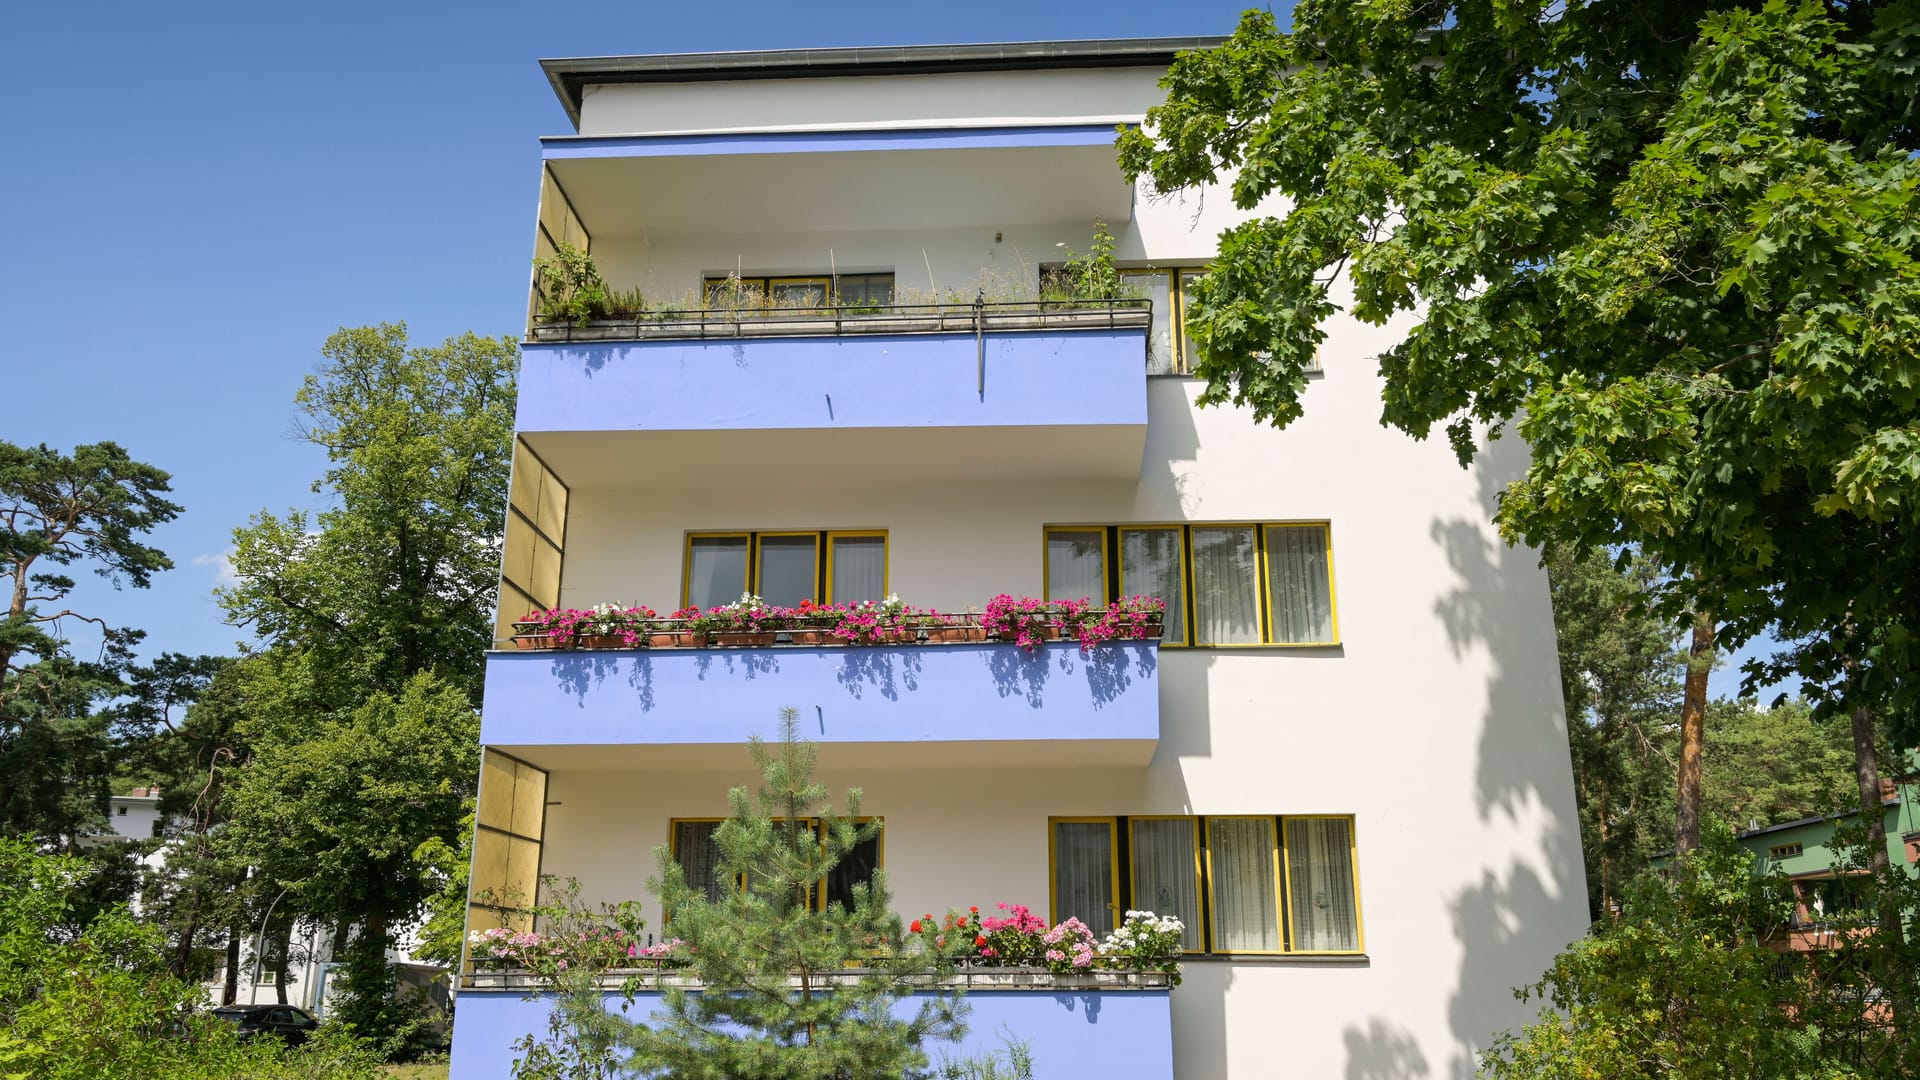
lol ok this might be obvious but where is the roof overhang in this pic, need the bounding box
[539,37,1226,129]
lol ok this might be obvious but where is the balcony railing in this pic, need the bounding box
[526,296,1152,344]
[463,963,1178,992]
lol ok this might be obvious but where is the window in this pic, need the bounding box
[1044,528,1107,605]
[1115,267,1324,376]
[1768,842,1805,860]
[1050,819,1120,937]
[1050,814,1364,955]
[703,273,895,309]
[465,749,547,972]
[669,817,881,914]
[497,439,568,643]
[1043,523,1339,646]
[684,530,888,609]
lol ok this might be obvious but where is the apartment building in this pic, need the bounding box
[449,37,1591,1078]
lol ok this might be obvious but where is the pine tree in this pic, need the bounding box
[577,708,970,1079]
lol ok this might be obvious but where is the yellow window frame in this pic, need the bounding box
[751,530,821,607]
[1187,522,1267,648]
[1127,815,1205,950]
[768,276,832,308]
[1116,524,1189,647]
[1280,814,1366,955]
[824,530,890,604]
[1202,815,1285,956]
[682,532,752,609]
[669,816,883,915]
[1041,526,1110,606]
[1175,268,1209,374]
[1259,521,1340,646]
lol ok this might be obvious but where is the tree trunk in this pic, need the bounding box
[1597,769,1614,917]
[1849,704,1899,936]
[223,926,241,1005]
[1674,612,1714,853]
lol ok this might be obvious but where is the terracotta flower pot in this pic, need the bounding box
[513,634,561,650]
[647,631,703,648]
[577,634,628,650]
[790,629,835,645]
[712,631,778,647]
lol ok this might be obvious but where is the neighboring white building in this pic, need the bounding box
[78,787,163,847]
[452,37,1590,1079]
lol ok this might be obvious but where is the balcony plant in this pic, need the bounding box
[1099,910,1186,985]
[651,607,706,648]
[1068,595,1167,651]
[981,594,1063,650]
[699,593,789,646]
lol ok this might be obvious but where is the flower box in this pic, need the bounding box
[513,634,562,650]
[648,631,705,648]
[711,631,778,647]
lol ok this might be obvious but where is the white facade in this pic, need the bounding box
[471,40,1590,1079]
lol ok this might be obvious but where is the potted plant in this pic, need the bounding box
[704,593,785,646]
[652,607,706,648]
[578,603,654,649]
[787,599,838,645]
[982,594,1063,650]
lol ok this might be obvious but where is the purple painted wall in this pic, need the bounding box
[448,987,1173,1079]
[514,329,1148,435]
[480,641,1159,749]
[540,124,1125,159]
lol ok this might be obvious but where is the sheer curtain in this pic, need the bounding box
[1046,530,1107,604]
[1208,818,1280,951]
[1120,528,1185,644]
[755,535,817,606]
[1190,527,1261,644]
[1122,271,1175,375]
[1130,819,1203,950]
[674,821,728,903]
[1053,821,1116,936]
[1266,526,1335,643]
[829,536,886,602]
[687,537,748,609]
[1286,818,1360,951]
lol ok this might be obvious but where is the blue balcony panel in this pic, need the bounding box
[481,641,1159,769]
[448,987,1173,1080]
[516,329,1149,487]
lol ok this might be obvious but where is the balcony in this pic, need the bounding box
[449,973,1173,1080]
[479,637,1160,770]
[515,299,1152,489]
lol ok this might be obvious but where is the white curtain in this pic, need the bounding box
[1286,818,1360,951]
[829,536,886,603]
[756,535,817,607]
[1208,818,1280,951]
[674,821,728,903]
[1130,819,1203,950]
[1122,271,1175,375]
[1266,526,1334,643]
[687,537,748,609]
[1191,527,1260,644]
[1120,529,1185,644]
[1047,530,1106,604]
[1053,821,1116,936]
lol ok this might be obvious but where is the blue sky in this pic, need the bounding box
[1,1,1765,697]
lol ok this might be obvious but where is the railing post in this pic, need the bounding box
[974,288,986,399]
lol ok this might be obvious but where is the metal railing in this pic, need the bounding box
[525,296,1153,344]
[463,960,1179,992]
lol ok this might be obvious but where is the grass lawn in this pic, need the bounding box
[384,1064,450,1080]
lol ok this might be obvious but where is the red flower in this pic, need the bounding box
[975,935,987,947]
[910,920,922,933]
[969,906,979,914]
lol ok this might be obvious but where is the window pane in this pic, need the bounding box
[509,441,538,517]
[1120,528,1185,645]
[771,280,828,308]
[1266,526,1335,643]
[829,535,887,603]
[1046,530,1106,604]
[503,512,536,592]
[1285,818,1360,951]
[756,535,818,606]
[1178,270,1206,372]
[1053,820,1116,936]
[1130,819,1203,950]
[1208,818,1280,951]
[835,274,894,306]
[1122,272,1175,375]
[1191,527,1260,644]
[531,537,562,610]
[537,468,568,544]
[674,821,728,903]
[687,536,749,610]
[825,827,882,912]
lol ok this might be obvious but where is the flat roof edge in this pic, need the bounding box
[540,37,1225,128]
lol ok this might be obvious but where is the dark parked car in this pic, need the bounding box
[209,1004,319,1045]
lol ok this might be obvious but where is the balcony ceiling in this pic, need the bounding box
[547,143,1134,238]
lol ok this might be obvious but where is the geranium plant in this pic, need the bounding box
[1100,910,1185,984]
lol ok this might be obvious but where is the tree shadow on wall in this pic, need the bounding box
[1342,433,1589,1079]
[982,643,1157,709]
[835,648,923,702]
